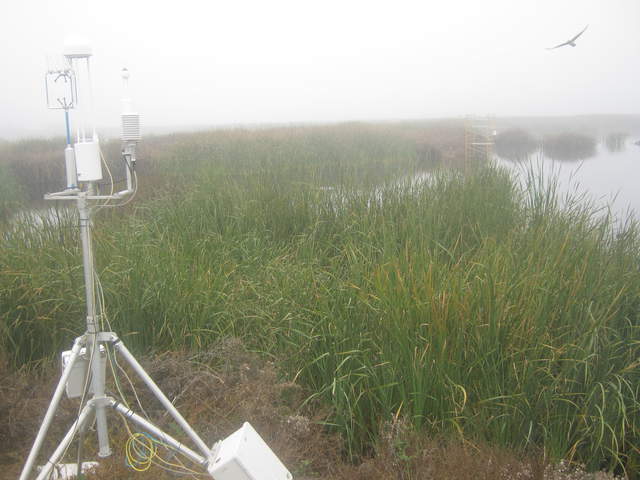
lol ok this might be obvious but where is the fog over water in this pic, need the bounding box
[1,0,639,139]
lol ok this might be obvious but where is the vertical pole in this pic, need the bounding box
[64,109,72,146]
[78,194,112,457]
[78,195,95,335]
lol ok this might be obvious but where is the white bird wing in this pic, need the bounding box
[546,25,588,50]
[569,24,589,43]
[547,40,570,50]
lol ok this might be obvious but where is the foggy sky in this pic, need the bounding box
[1,0,639,138]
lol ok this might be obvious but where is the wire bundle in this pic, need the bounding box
[125,433,156,472]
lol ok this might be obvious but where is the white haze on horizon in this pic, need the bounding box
[1,0,639,139]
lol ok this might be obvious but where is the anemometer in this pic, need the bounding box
[19,38,292,480]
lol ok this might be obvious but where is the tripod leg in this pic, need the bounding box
[113,340,211,458]
[33,403,94,480]
[19,336,84,480]
[110,400,207,467]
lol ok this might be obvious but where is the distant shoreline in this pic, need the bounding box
[2,113,639,141]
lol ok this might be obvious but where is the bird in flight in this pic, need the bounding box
[547,25,589,50]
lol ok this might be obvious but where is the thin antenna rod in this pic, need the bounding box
[86,59,97,139]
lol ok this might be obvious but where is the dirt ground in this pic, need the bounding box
[0,339,625,480]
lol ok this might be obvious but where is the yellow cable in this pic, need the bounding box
[125,432,155,472]
[117,414,206,477]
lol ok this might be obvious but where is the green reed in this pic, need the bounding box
[1,124,638,474]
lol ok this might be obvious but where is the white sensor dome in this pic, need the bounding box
[63,35,92,58]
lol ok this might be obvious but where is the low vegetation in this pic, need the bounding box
[604,133,629,153]
[542,132,597,161]
[495,128,540,161]
[1,123,638,477]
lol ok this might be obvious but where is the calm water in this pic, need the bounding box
[495,139,640,221]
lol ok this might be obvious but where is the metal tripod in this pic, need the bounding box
[19,191,215,480]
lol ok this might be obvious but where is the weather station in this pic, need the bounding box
[19,38,293,480]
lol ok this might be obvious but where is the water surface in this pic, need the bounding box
[496,138,640,221]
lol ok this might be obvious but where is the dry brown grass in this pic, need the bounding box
[0,340,626,480]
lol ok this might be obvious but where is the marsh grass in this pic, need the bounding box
[1,124,639,475]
